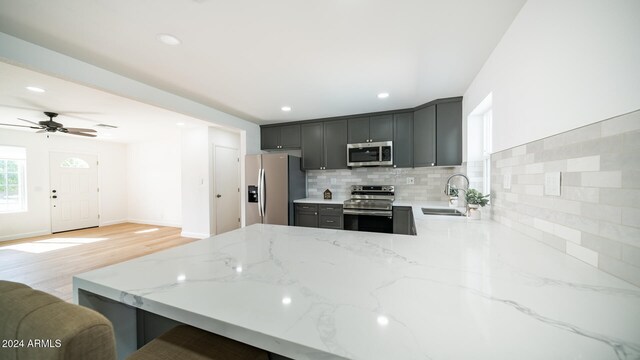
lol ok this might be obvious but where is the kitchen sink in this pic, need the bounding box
[421,207,465,216]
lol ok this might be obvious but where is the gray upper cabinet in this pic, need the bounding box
[436,101,462,166]
[261,126,280,150]
[369,115,393,142]
[301,122,323,170]
[301,120,348,170]
[271,96,461,169]
[347,115,393,143]
[393,112,413,168]
[260,124,301,150]
[347,117,370,143]
[413,105,436,167]
[323,120,348,169]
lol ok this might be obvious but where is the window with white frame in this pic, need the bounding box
[482,109,492,196]
[0,146,27,213]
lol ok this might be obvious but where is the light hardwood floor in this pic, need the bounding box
[0,223,196,302]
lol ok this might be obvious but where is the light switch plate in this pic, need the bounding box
[544,172,561,196]
[406,177,415,185]
[503,174,511,190]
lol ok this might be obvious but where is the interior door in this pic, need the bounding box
[49,152,99,233]
[214,146,240,234]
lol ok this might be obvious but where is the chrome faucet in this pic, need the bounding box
[445,173,469,197]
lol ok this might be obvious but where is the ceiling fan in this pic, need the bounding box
[0,112,97,137]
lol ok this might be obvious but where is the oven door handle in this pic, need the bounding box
[343,209,393,217]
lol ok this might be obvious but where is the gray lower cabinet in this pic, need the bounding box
[318,204,343,229]
[295,203,343,229]
[295,204,318,228]
[393,112,413,168]
[413,105,436,167]
[261,124,301,150]
[436,101,462,166]
[301,120,348,170]
[393,206,416,235]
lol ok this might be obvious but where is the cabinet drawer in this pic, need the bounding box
[319,204,343,215]
[295,204,318,212]
[319,215,343,229]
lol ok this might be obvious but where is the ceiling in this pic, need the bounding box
[0,0,526,125]
[0,61,214,143]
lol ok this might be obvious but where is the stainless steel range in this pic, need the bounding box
[343,185,395,233]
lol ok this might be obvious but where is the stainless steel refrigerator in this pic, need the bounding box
[245,153,306,226]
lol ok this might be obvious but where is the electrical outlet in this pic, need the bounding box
[406,177,415,185]
[545,172,561,196]
[503,174,511,190]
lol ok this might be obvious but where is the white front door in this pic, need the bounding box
[214,146,240,234]
[49,152,99,233]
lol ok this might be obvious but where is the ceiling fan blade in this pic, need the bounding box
[65,130,97,137]
[0,122,43,129]
[65,127,97,132]
[18,118,41,126]
[36,130,47,133]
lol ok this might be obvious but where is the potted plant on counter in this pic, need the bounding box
[447,185,459,207]
[465,189,490,219]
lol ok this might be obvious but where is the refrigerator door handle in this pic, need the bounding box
[257,168,263,217]
[260,168,266,217]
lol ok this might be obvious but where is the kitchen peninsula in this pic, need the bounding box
[73,206,640,360]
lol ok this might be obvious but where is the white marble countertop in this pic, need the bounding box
[294,197,347,205]
[74,206,640,360]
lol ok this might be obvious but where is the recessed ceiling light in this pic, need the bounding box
[281,106,292,112]
[157,33,181,46]
[176,122,185,126]
[26,86,45,93]
[377,92,389,99]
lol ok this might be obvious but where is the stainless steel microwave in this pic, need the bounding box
[347,141,393,167]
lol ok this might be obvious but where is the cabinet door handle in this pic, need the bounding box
[326,220,334,223]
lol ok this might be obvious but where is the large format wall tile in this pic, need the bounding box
[491,109,640,286]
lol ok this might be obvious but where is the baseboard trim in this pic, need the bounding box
[99,219,127,227]
[127,219,182,228]
[180,231,210,239]
[0,230,51,242]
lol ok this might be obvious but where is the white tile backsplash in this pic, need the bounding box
[491,109,640,286]
[306,165,466,202]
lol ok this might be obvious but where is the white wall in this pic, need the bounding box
[0,129,127,241]
[180,127,211,238]
[463,0,640,153]
[126,132,182,227]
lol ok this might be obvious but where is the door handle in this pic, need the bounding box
[216,194,222,198]
[52,195,57,199]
